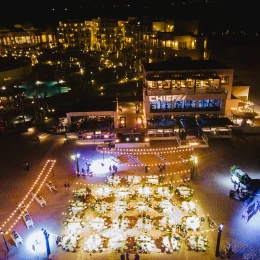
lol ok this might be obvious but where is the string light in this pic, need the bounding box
[79,169,190,178]
[1,160,56,234]
[102,147,193,154]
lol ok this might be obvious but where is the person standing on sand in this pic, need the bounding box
[134,253,140,260]
[64,182,67,192]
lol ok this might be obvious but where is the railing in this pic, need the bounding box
[146,87,227,96]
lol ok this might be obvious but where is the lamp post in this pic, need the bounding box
[42,229,51,258]
[113,98,119,112]
[190,155,198,180]
[0,229,9,252]
[71,153,80,175]
[113,98,119,128]
[215,223,224,257]
[136,82,138,102]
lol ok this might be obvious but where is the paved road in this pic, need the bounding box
[0,131,260,260]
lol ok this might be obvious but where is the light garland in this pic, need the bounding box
[103,147,193,154]
[81,158,190,168]
[79,169,190,178]
[74,177,191,188]
[1,159,56,234]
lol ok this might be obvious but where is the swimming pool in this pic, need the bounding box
[18,81,70,99]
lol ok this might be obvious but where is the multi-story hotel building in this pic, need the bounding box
[146,20,209,62]
[0,24,55,50]
[1,18,208,67]
[55,17,208,62]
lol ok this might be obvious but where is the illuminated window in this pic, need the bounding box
[178,42,186,50]
[221,76,229,85]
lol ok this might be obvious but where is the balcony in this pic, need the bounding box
[146,87,227,96]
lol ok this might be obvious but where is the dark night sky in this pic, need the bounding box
[1,0,259,32]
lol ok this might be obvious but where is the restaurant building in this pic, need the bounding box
[142,59,241,139]
[142,59,237,119]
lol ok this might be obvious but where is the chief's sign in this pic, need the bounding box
[149,95,186,102]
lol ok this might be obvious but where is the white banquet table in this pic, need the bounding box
[61,235,77,251]
[89,217,105,231]
[138,186,152,196]
[162,236,179,250]
[136,201,148,211]
[137,236,157,253]
[112,218,129,230]
[107,176,121,186]
[181,201,196,213]
[117,187,130,197]
[136,218,152,231]
[157,187,170,197]
[84,235,102,252]
[127,175,141,185]
[147,175,158,185]
[114,200,127,212]
[177,186,192,198]
[160,216,175,229]
[95,187,112,197]
[95,202,110,214]
[186,216,200,231]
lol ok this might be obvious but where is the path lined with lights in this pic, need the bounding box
[0,159,56,234]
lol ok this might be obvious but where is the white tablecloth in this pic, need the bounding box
[84,235,102,252]
[188,235,207,251]
[136,218,152,231]
[107,176,121,185]
[186,216,200,231]
[95,187,112,197]
[112,218,129,231]
[67,222,82,232]
[137,236,157,253]
[181,201,196,212]
[89,217,105,231]
[162,236,179,250]
[61,235,77,251]
[117,187,130,197]
[127,175,141,185]
[159,200,173,213]
[147,176,158,185]
[160,216,175,229]
[136,201,148,211]
[157,187,170,197]
[138,186,152,196]
[176,186,192,198]
[71,205,85,215]
[95,202,110,214]
[114,200,127,212]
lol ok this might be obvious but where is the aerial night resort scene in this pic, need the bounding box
[1,1,260,260]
